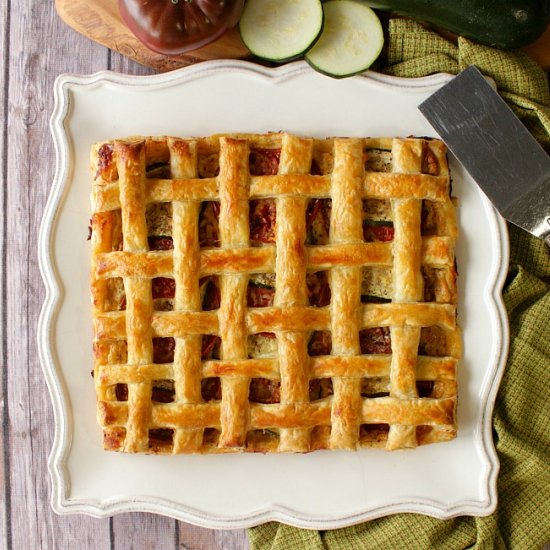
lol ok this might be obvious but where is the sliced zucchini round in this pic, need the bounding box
[239,0,324,62]
[305,0,384,78]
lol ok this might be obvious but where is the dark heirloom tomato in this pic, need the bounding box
[118,0,245,56]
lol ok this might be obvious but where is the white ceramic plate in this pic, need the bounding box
[39,60,509,529]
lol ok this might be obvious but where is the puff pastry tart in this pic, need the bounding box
[90,133,460,454]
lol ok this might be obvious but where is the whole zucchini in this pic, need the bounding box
[366,0,550,49]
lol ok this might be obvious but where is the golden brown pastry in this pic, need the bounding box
[89,132,459,454]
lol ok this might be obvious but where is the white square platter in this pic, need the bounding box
[38,60,509,529]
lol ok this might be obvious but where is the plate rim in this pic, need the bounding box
[39,59,510,529]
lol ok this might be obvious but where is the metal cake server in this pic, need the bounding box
[419,65,550,247]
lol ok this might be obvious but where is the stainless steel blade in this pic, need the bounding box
[419,65,550,245]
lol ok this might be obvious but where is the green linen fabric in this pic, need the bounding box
[249,19,550,550]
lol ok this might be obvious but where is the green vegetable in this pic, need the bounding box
[239,0,324,62]
[366,0,550,49]
[305,1,384,78]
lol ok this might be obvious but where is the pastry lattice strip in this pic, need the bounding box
[91,133,459,453]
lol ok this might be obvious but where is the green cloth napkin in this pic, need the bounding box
[249,19,550,550]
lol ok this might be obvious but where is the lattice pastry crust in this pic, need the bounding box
[90,132,460,453]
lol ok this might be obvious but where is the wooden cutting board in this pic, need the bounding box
[56,0,550,72]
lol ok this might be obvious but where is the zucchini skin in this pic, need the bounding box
[367,0,550,49]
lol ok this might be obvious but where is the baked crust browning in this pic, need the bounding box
[90,133,460,453]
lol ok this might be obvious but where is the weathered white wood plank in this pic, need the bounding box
[0,0,9,548]
[111,513,178,550]
[4,1,111,549]
[40,516,111,550]
[179,524,250,550]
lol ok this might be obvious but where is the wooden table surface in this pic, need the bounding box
[0,2,249,549]
[2,3,548,550]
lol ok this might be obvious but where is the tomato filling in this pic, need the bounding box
[417,380,435,397]
[149,428,173,445]
[201,335,221,360]
[306,199,331,244]
[152,380,176,403]
[153,337,175,364]
[362,199,393,242]
[308,331,332,356]
[249,378,281,404]
[152,334,221,365]
[309,378,333,401]
[422,142,440,175]
[247,283,275,307]
[95,143,116,181]
[249,148,281,176]
[201,377,222,401]
[148,236,174,250]
[359,327,392,354]
[360,424,390,438]
[115,383,128,401]
[306,271,331,307]
[363,223,394,243]
[115,382,176,403]
[249,199,276,244]
[152,277,175,299]
[199,201,220,247]
[151,385,175,403]
[200,276,220,310]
